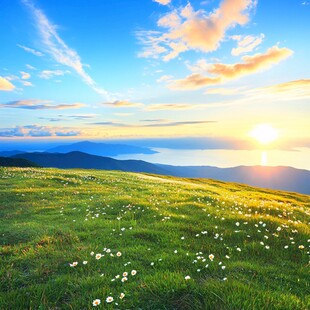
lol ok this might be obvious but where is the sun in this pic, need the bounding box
[249,124,279,145]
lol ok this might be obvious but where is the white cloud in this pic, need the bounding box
[0,76,15,91]
[231,33,264,56]
[20,71,31,80]
[0,125,80,137]
[22,0,110,99]
[39,70,69,79]
[137,0,256,61]
[0,99,85,110]
[17,44,44,57]
[153,0,171,5]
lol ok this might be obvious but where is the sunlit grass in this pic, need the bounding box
[0,167,309,309]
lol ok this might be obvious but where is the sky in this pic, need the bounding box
[0,0,310,151]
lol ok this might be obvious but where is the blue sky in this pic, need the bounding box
[0,0,309,148]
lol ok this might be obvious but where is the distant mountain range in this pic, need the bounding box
[46,141,157,156]
[8,151,310,195]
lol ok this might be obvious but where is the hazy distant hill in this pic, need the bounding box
[0,156,39,168]
[12,151,310,195]
[0,150,25,157]
[12,151,168,175]
[159,164,310,195]
[46,141,157,156]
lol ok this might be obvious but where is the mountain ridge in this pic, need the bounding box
[11,151,310,195]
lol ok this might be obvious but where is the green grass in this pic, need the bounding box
[0,167,309,309]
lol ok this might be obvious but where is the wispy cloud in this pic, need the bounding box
[26,64,36,70]
[103,100,144,108]
[143,120,216,127]
[0,99,85,110]
[22,0,110,98]
[39,114,97,122]
[169,45,293,90]
[153,0,171,5]
[208,45,293,78]
[39,69,70,79]
[168,75,221,90]
[0,125,80,137]
[91,119,216,128]
[231,33,264,56]
[17,44,44,57]
[145,103,199,110]
[20,71,31,80]
[137,0,256,61]
[252,79,310,100]
[0,76,15,91]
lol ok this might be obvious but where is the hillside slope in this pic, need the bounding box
[0,156,39,167]
[0,167,309,309]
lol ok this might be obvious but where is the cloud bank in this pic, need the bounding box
[169,46,293,90]
[0,99,84,110]
[138,0,256,61]
[0,125,80,137]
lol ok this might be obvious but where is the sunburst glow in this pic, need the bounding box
[249,124,279,145]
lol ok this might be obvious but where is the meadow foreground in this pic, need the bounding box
[0,167,309,309]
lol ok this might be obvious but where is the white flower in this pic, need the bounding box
[92,299,101,306]
[299,245,304,249]
[131,269,137,276]
[120,292,125,299]
[116,251,122,257]
[90,251,94,256]
[69,262,78,267]
[209,254,214,261]
[95,254,102,260]
[185,275,191,280]
[121,277,127,282]
[83,261,88,265]
[106,296,114,303]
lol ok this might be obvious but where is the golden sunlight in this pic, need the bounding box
[249,124,279,145]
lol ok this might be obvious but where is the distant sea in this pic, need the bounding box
[114,147,310,171]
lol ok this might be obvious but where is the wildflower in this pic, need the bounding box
[90,251,94,256]
[69,262,78,267]
[185,275,191,280]
[121,277,127,282]
[222,266,226,270]
[131,270,137,276]
[236,222,240,226]
[174,250,178,254]
[116,251,122,257]
[95,254,102,260]
[83,261,88,265]
[209,254,214,261]
[237,247,241,252]
[120,293,125,299]
[92,299,101,306]
[106,296,114,303]
[123,272,128,277]
[299,245,304,249]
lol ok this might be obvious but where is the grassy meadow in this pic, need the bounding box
[0,167,309,309]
